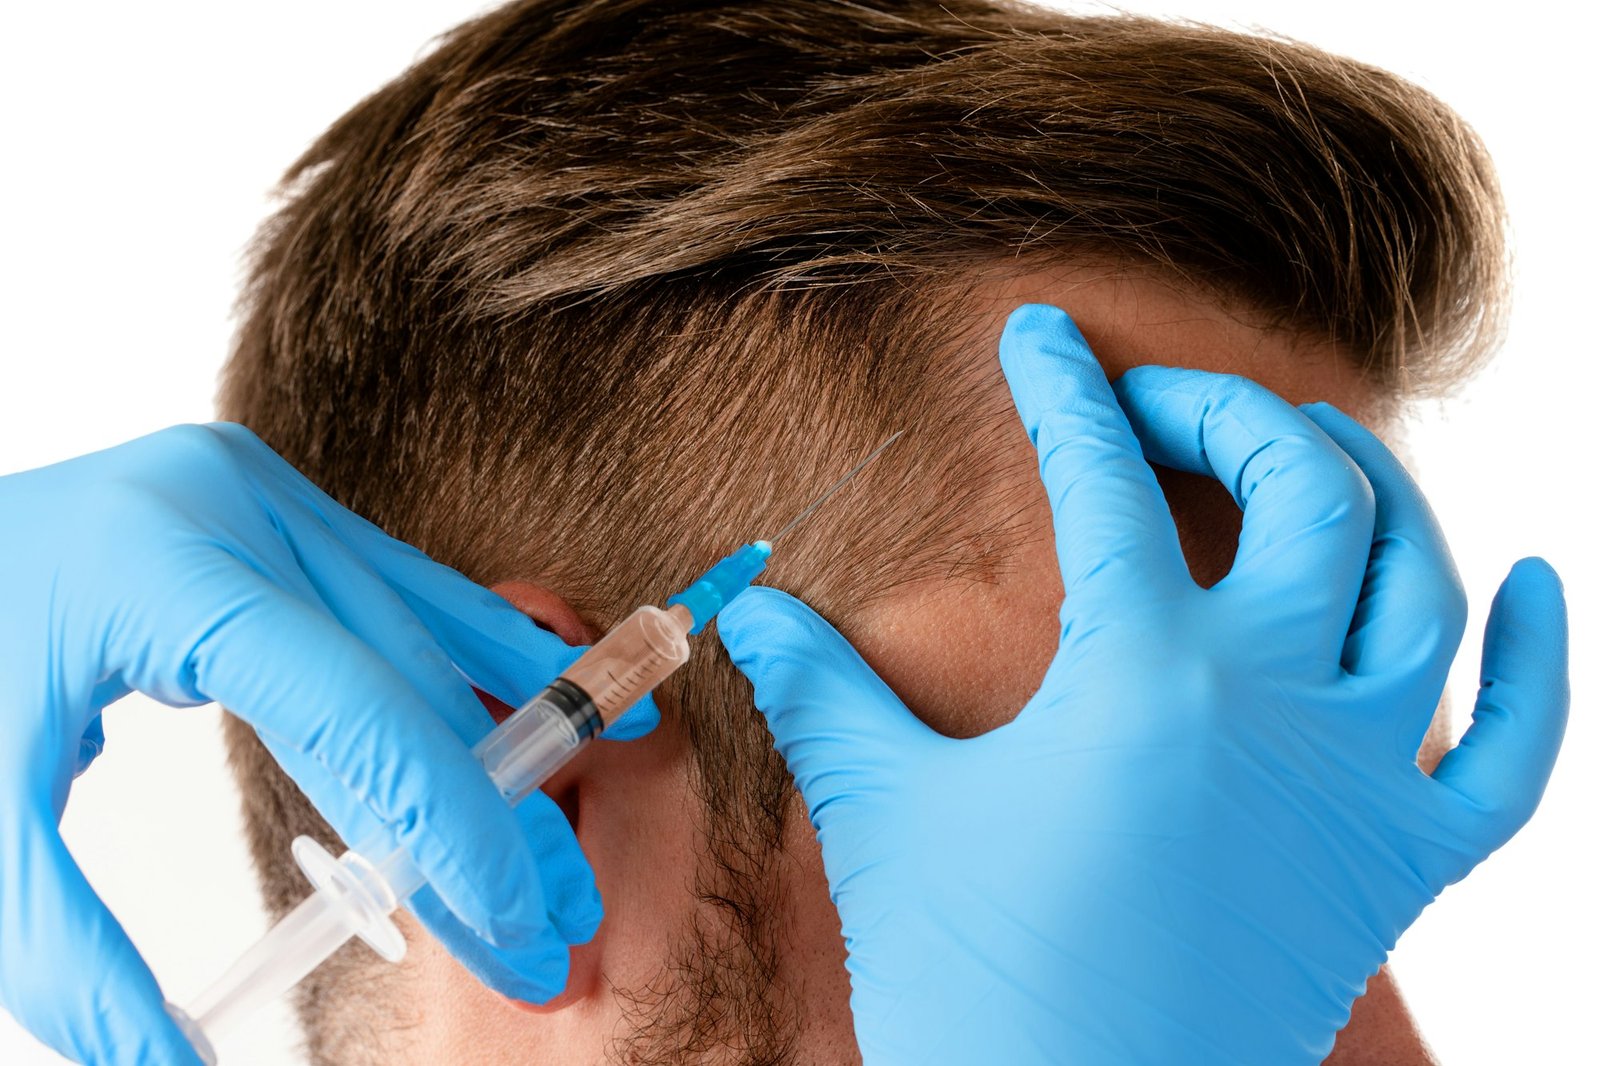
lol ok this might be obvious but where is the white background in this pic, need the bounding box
[0,2,1593,1062]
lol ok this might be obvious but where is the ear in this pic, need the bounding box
[491,579,598,647]
[476,580,606,1014]
[403,580,694,1035]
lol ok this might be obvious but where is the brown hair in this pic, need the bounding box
[217,1,1506,1061]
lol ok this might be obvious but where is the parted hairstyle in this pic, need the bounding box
[216,1,1507,1062]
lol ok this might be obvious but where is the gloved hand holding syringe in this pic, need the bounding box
[169,433,903,1063]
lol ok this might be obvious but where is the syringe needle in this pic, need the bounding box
[768,430,904,545]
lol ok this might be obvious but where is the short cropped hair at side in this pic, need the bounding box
[216,1,1507,1061]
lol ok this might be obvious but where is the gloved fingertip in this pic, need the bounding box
[1109,364,1212,409]
[468,924,573,1004]
[997,304,1094,385]
[735,584,818,620]
[715,586,812,659]
[1001,303,1087,348]
[463,641,590,720]
[552,897,604,946]
[1483,558,1568,660]
[1490,557,1569,672]
[504,932,573,1004]
[1507,554,1564,596]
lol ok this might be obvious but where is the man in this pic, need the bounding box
[205,1,1534,1063]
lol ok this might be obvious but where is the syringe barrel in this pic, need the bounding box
[560,604,692,724]
[472,678,598,806]
[473,604,690,804]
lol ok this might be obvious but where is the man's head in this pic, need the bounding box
[216,1,1505,1061]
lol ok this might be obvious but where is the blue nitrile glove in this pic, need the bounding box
[0,423,657,1064]
[717,304,1568,1065]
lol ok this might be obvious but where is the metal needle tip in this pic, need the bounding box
[768,430,904,545]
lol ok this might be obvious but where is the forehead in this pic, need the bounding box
[843,264,1396,738]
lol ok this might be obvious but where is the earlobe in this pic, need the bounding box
[490,580,597,647]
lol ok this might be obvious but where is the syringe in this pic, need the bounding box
[170,431,902,1063]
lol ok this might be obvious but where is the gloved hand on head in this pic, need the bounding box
[717,303,1569,1065]
[0,423,656,1064]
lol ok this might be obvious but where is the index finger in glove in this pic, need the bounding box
[997,305,1192,616]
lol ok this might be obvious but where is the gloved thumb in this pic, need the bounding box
[1431,556,1569,857]
[717,587,929,816]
